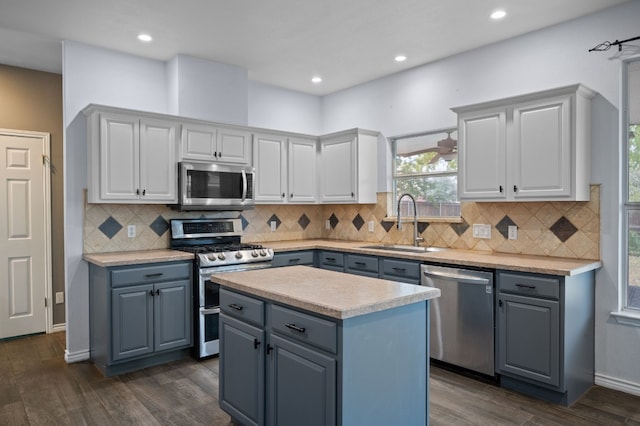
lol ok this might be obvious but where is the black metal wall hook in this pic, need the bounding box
[589,35,640,52]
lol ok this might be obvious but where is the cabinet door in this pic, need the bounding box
[99,112,140,200]
[511,96,571,199]
[180,123,217,161]
[111,284,154,361]
[288,138,317,203]
[154,280,192,352]
[498,293,560,387]
[218,128,252,164]
[254,133,287,203]
[268,334,336,426]
[458,109,507,200]
[139,118,178,202]
[219,314,265,426]
[320,135,356,202]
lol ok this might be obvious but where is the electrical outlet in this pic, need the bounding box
[472,224,491,239]
[508,225,518,240]
[55,292,64,304]
[325,220,331,230]
[270,221,277,232]
[368,221,375,232]
[127,225,136,238]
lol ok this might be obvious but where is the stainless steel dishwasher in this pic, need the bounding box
[421,264,495,376]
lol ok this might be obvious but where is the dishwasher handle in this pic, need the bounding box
[422,268,490,285]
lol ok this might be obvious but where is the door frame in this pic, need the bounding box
[0,128,53,334]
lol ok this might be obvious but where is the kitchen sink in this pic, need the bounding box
[361,244,449,253]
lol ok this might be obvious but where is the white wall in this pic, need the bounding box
[321,1,640,392]
[248,81,322,134]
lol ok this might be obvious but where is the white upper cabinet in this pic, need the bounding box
[319,130,377,204]
[288,137,318,203]
[453,84,594,202]
[180,122,251,165]
[86,107,178,203]
[253,133,317,203]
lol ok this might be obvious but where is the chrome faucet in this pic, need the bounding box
[397,193,424,247]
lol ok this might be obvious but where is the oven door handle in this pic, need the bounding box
[201,307,220,315]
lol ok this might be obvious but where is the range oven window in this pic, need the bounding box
[203,310,219,343]
[204,280,220,308]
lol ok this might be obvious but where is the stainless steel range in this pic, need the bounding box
[170,218,273,359]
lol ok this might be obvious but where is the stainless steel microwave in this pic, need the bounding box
[175,161,255,210]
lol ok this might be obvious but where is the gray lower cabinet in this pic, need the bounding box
[219,287,428,426]
[271,250,315,268]
[89,260,193,376]
[496,270,594,405]
[380,257,421,284]
[317,250,344,272]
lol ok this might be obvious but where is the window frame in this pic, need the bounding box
[622,55,640,317]
[390,127,460,220]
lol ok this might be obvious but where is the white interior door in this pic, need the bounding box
[0,129,50,339]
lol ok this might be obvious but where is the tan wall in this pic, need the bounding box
[0,64,64,324]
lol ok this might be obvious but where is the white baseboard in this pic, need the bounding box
[595,373,640,397]
[65,348,90,363]
[50,323,66,333]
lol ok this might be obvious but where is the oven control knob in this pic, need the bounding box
[259,249,267,256]
[217,253,226,261]
[251,250,259,258]
[235,252,243,260]
[208,254,217,262]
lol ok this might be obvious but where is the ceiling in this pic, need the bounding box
[0,0,629,95]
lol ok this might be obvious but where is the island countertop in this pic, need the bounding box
[211,265,440,320]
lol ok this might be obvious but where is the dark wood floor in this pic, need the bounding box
[2,333,640,425]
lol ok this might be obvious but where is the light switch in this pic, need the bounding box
[270,221,277,232]
[127,225,136,238]
[508,225,518,240]
[472,224,491,239]
[368,221,375,232]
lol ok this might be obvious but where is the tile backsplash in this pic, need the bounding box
[84,185,600,260]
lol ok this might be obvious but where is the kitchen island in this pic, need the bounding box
[211,265,440,426]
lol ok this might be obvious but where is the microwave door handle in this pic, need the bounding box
[241,170,247,201]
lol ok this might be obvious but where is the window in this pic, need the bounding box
[624,58,640,311]
[391,128,460,218]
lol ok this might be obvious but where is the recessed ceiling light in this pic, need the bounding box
[395,55,407,62]
[311,76,322,84]
[490,10,506,20]
[137,33,153,42]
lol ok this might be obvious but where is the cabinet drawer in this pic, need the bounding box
[380,258,420,283]
[220,289,265,327]
[318,251,344,268]
[270,305,337,354]
[272,251,315,268]
[111,262,191,287]
[498,272,559,300]
[346,254,379,274]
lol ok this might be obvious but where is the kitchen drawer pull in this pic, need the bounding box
[156,289,160,296]
[253,338,260,349]
[288,258,301,263]
[515,283,536,289]
[355,261,366,266]
[228,303,244,311]
[326,257,336,262]
[148,290,154,296]
[145,273,164,278]
[285,323,306,333]
[499,185,504,193]
[392,267,406,272]
[513,185,518,193]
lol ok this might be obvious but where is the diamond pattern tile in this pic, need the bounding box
[550,216,578,242]
[450,221,469,237]
[240,214,249,230]
[267,214,281,230]
[418,222,429,234]
[352,214,364,231]
[98,216,122,239]
[329,213,339,229]
[496,215,517,240]
[298,214,311,230]
[150,215,169,237]
[381,220,395,233]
